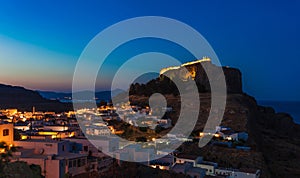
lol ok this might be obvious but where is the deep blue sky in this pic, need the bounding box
[0,0,299,101]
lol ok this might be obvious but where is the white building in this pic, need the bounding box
[86,125,111,136]
[114,144,155,164]
[171,162,206,178]
[175,154,203,167]
[12,139,95,178]
[215,168,261,178]
[65,136,119,157]
[195,161,218,176]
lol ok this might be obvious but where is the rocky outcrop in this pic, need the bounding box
[193,62,242,93]
[248,104,300,178]
[222,67,242,93]
[160,58,243,94]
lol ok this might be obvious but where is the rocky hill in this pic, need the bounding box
[128,93,300,178]
[159,57,242,93]
[128,59,300,178]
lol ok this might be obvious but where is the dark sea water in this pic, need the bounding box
[258,100,300,124]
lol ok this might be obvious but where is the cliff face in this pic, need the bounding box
[220,94,300,178]
[193,62,242,93]
[160,59,243,93]
[249,104,300,177]
[222,67,242,93]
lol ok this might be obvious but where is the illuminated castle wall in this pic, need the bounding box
[159,56,211,81]
[159,57,242,93]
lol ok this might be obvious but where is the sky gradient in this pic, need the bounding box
[0,0,299,100]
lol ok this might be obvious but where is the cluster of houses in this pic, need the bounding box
[0,105,259,178]
[115,102,172,129]
[147,151,260,178]
[0,123,115,178]
[113,143,260,178]
[199,126,250,150]
[72,103,172,137]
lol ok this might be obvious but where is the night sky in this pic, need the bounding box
[0,0,299,101]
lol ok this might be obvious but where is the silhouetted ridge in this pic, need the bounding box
[0,84,71,112]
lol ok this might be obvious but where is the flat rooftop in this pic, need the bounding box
[14,148,87,160]
[14,139,68,143]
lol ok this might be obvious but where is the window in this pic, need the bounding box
[77,159,81,167]
[72,160,77,167]
[68,160,72,168]
[84,146,88,152]
[62,145,65,151]
[81,158,86,166]
[3,129,9,136]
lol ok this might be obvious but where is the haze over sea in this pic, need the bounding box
[258,100,300,124]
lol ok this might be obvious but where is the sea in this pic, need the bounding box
[258,100,300,124]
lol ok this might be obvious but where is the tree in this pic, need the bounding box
[0,141,17,175]
[0,141,16,165]
[155,125,164,134]
[1,161,42,178]
[0,142,43,178]
[136,137,147,142]
[138,126,148,132]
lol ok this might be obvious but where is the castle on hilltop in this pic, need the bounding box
[159,56,213,82]
[160,56,211,81]
[159,57,243,93]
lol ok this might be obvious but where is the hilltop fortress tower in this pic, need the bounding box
[159,57,242,93]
